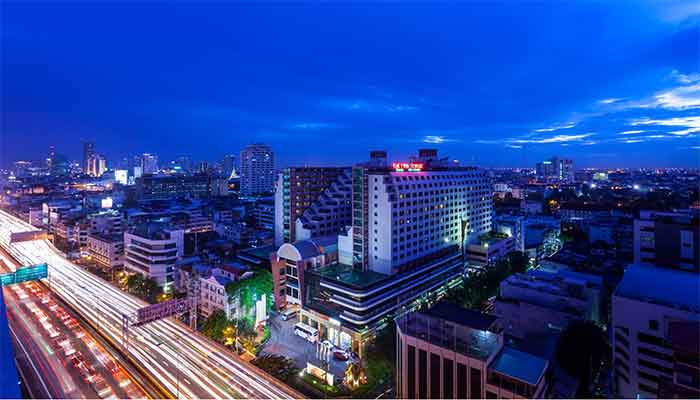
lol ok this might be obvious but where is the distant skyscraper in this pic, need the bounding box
[197,161,209,174]
[221,154,236,177]
[239,143,274,196]
[175,156,192,173]
[140,153,158,175]
[47,145,56,169]
[83,141,95,174]
[536,156,573,181]
[86,154,107,177]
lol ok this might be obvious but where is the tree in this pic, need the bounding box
[251,354,298,382]
[504,251,529,274]
[201,310,230,342]
[556,320,609,392]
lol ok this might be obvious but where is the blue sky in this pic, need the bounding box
[2,1,699,168]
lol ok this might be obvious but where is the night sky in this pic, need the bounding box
[2,2,699,168]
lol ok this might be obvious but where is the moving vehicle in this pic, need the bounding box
[281,308,297,321]
[294,322,318,343]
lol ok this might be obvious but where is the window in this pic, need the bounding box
[470,368,481,398]
[407,345,415,399]
[430,353,441,399]
[648,320,659,331]
[443,359,453,399]
[457,363,467,399]
[419,350,427,399]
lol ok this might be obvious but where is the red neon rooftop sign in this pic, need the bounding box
[392,162,424,172]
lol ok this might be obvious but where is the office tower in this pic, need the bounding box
[196,161,209,174]
[634,210,699,272]
[612,263,699,398]
[83,141,95,174]
[140,153,159,175]
[47,145,56,169]
[536,156,574,181]
[86,154,107,177]
[274,167,352,246]
[239,143,274,196]
[124,223,184,291]
[175,156,193,173]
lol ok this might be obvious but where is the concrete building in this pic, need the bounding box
[86,154,107,177]
[396,302,552,399]
[495,269,602,339]
[253,200,275,231]
[135,174,213,200]
[239,143,274,196]
[589,215,633,260]
[612,263,700,398]
[270,236,338,309]
[87,209,125,236]
[466,232,516,268]
[83,141,95,174]
[86,233,124,270]
[273,167,351,246]
[124,224,184,291]
[634,210,699,272]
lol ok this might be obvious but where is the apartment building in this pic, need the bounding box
[274,167,351,246]
[240,143,275,196]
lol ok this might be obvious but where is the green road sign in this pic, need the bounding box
[0,263,48,287]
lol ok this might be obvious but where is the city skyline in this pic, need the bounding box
[2,2,699,168]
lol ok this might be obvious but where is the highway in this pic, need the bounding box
[0,209,302,399]
[0,250,149,399]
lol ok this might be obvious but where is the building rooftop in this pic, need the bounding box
[314,263,388,289]
[424,301,498,331]
[89,232,124,243]
[490,346,548,385]
[615,263,700,313]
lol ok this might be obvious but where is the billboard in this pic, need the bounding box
[10,230,47,243]
[133,297,195,327]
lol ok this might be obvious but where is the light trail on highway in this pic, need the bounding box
[0,209,302,399]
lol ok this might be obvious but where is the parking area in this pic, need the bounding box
[261,313,350,380]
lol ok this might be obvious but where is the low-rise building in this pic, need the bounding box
[466,232,516,268]
[612,263,700,398]
[396,302,553,399]
[86,233,124,270]
[124,224,184,291]
[495,269,602,338]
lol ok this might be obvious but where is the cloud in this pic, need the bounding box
[423,135,458,144]
[630,116,700,129]
[653,83,700,110]
[619,130,645,135]
[322,98,419,113]
[532,123,576,132]
[512,133,595,144]
[505,144,523,149]
[289,122,337,130]
[598,98,624,105]
[623,139,645,144]
[669,127,700,135]
[669,69,700,84]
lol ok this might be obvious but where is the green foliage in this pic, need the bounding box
[125,272,161,303]
[251,354,299,383]
[201,310,231,342]
[225,270,273,312]
[302,373,340,395]
[445,251,529,310]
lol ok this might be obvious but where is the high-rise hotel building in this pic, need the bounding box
[288,149,493,356]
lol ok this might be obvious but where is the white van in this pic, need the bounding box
[294,322,319,343]
[281,308,298,321]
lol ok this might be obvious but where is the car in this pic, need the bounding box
[332,348,349,361]
[92,376,114,398]
[41,296,50,304]
[64,345,76,357]
[321,339,335,349]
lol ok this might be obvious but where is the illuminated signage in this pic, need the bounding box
[0,264,48,287]
[392,162,424,172]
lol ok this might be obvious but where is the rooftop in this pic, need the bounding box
[490,346,548,385]
[424,301,498,331]
[615,263,700,313]
[313,263,388,289]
